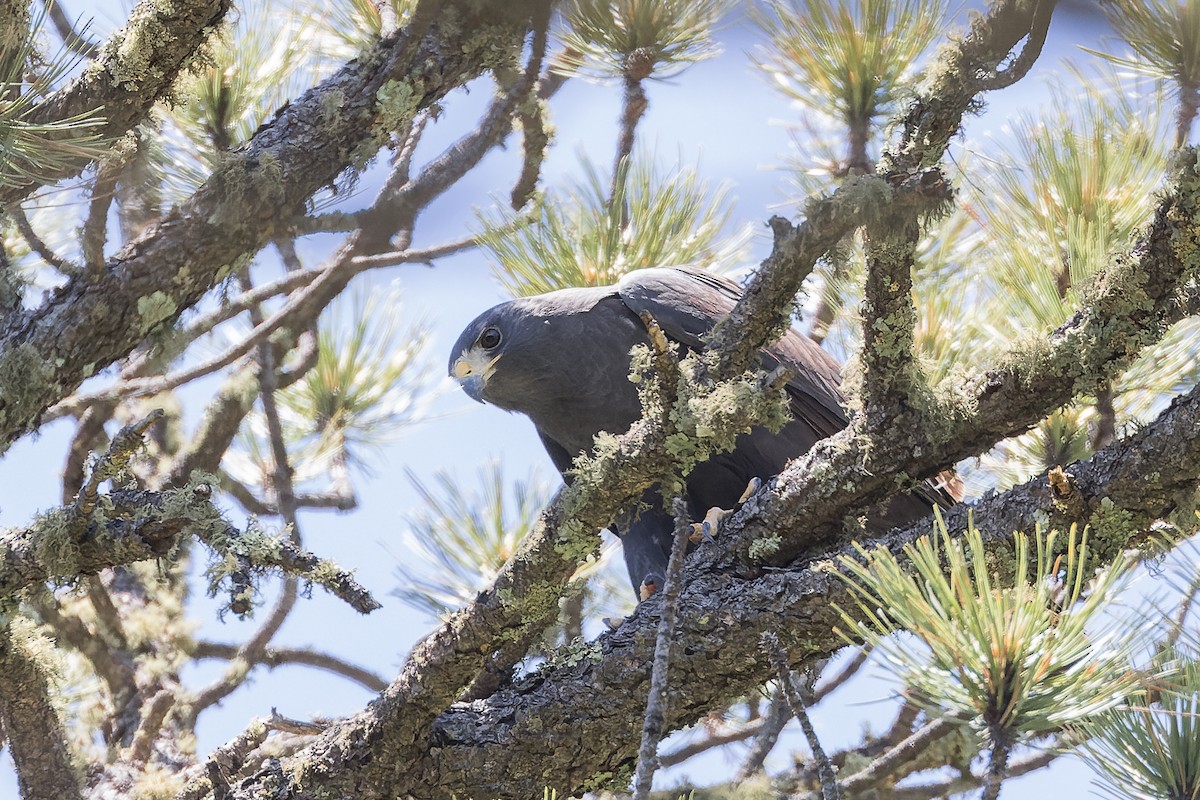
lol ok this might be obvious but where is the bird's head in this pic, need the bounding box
[449,305,512,405]
[448,295,573,412]
[448,287,623,416]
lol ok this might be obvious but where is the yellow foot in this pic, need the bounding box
[738,476,763,505]
[639,576,659,601]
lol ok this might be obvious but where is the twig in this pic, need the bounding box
[60,403,113,502]
[888,749,1056,800]
[631,496,693,800]
[837,717,958,794]
[177,269,320,343]
[981,730,1013,800]
[509,11,553,209]
[29,590,136,708]
[193,641,387,693]
[47,236,472,422]
[353,0,556,253]
[276,328,320,389]
[657,714,774,769]
[811,646,870,704]
[39,0,99,58]
[186,285,306,720]
[10,205,79,273]
[75,410,163,519]
[125,688,175,762]
[347,234,481,269]
[81,161,119,269]
[267,708,330,736]
[976,0,1054,91]
[1177,79,1198,148]
[174,718,269,800]
[733,687,790,780]
[767,635,840,800]
[858,206,925,430]
[221,474,357,516]
[611,47,653,203]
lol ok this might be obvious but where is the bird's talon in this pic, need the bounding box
[689,522,707,545]
[700,506,732,538]
[603,616,625,630]
[737,477,762,506]
[639,576,659,601]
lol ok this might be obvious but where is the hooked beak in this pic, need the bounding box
[452,352,500,404]
[459,373,485,403]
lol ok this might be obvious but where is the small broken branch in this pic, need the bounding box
[632,496,694,800]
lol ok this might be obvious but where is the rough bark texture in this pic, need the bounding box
[0,486,210,595]
[380,378,1200,799]
[0,0,232,207]
[0,0,542,449]
[0,622,83,800]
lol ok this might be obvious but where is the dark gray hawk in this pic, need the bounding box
[449,266,955,597]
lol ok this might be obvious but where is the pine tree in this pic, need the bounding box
[1,1,1199,799]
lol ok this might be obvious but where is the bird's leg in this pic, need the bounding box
[688,477,763,543]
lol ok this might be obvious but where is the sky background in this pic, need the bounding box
[0,1,1146,796]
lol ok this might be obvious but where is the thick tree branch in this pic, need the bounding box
[0,619,82,800]
[0,0,542,448]
[2,0,231,207]
[0,484,215,596]
[719,151,1200,570]
[227,371,1200,799]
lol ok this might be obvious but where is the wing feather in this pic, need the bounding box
[617,266,849,441]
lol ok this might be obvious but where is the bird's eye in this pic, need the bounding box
[479,327,502,350]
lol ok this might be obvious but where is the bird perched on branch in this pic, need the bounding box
[449,266,956,598]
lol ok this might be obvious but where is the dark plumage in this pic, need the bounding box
[449,266,954,595]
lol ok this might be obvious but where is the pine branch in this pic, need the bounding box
[837,717,958,795]
[767,637,840,800]
[193,641,387,693]
[1,0,232,205]
[0,0,542,448]
[9,205,78,273]
[317,377,1200,799]
[732,688,788,780]
[0,619,82,800]
[632,496,693,799]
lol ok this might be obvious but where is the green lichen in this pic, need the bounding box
[321,88,346,123]
[376,80,419,127]
[0,341,58,434]
[747,534,781,561]
[540,638,603,671]
[30,507,83,583]
[212,250,254,286]
[136,291,177,334]
[1087,497,1138,558]
[552,515,597,563]
[206,152,286,227]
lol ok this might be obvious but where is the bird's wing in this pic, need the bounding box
[617,266,849,441]
[538,430,576,477]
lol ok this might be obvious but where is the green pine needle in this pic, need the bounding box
[0,7,108,189]
[276,286,434,467]
[837,516,1141,747]
[479,152,748,297]
[556,0,733,81]
[1079,658,1200,800]
[1088,0,1200,89]
[751,0,948,129]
